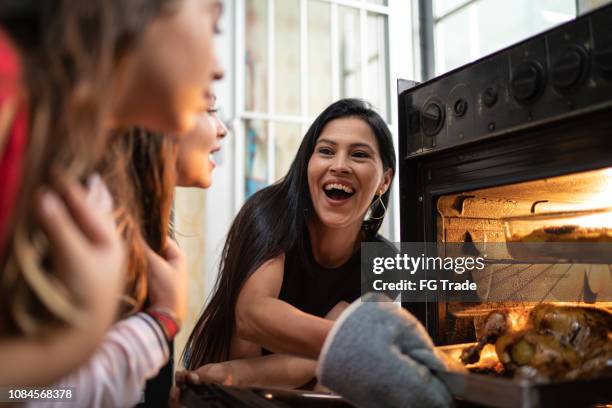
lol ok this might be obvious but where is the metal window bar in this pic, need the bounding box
[323,0,390,15]
[433,0,478,23]
[236,0,395,209]
[267,0,276,184]
[360,6,368,102]
[300,0,309,126]
[235,0,247,212]
[469,261,609,303]
[418,0,435,81]
[331,1,340,101]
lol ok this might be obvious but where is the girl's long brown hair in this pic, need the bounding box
[0,0,174,335]
[99,128,177,316]
[126,129,177,254]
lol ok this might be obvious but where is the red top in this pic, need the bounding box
[0,28,28,259]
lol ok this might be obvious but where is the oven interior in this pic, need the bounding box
[436,167,612,346]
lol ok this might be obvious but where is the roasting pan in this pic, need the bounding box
[436,344,612,408]
[502,208,612,263]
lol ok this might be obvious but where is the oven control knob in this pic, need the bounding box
[511,61,544,102]
[421,102,445,136]
[551,46,586,89]
[453,99,468,117]
[482,87,498,108]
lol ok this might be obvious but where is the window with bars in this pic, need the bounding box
[236,0,392,202]
[432,0,577,76]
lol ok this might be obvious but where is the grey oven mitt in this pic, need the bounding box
[316,293,453,408]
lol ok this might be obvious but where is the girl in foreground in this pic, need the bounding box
[181,98,395,388]
[0,0,222,387]
[52,94,228,407]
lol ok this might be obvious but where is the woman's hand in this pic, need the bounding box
[325,301,349,321]
[170,370,197,408]
[177,362,238,386]
[2,172,127,386]
[37,171,125,325]
[145,239,188,324]
[317,293,454,408]
[170,367,234,408]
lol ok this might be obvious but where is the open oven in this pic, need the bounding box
[398,3,612,407]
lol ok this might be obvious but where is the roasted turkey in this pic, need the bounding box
[462,304,612,381]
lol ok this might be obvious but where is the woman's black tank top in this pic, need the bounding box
[260,232,395,357]
[277,233,386,318]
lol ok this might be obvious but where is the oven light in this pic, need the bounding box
[585,167,612,207]
[570,211,612,228]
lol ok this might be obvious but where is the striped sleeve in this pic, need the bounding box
[28,313,170,408]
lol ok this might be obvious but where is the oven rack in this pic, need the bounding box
[467,262,611,303]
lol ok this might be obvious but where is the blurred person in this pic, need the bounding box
[29,131,186,407]
[33,96,228,407]
[0,5,128,387]
[138,97,228,405]
[179,99,395,390]
[0,0,223,387]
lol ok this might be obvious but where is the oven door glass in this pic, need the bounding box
[435,167,612,345]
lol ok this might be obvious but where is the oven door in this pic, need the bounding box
[180,382,353,407]
[399,106,612,344]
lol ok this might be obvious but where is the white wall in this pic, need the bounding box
[388,0,417,242]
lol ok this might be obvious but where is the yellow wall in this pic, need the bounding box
[173,187,208,368]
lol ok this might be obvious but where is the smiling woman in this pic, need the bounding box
[308,117,391,231]
[180,98,396,389]
[176,96,229,188]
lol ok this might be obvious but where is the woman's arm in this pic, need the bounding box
[190,354,317,389]
[0,320,111,387]
[171,357,316,408]
[21,239,188,406]
[199,301,349,389]
[234,255,334,359]
[171,301,349,406]
[25,313,170,408]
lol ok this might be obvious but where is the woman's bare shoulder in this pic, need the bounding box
[248,253,286,284]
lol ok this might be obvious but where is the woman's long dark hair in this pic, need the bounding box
[182,98,396,368]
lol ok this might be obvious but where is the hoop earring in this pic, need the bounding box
[369,192,387,220]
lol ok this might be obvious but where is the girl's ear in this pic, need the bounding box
[378,168,393,195]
